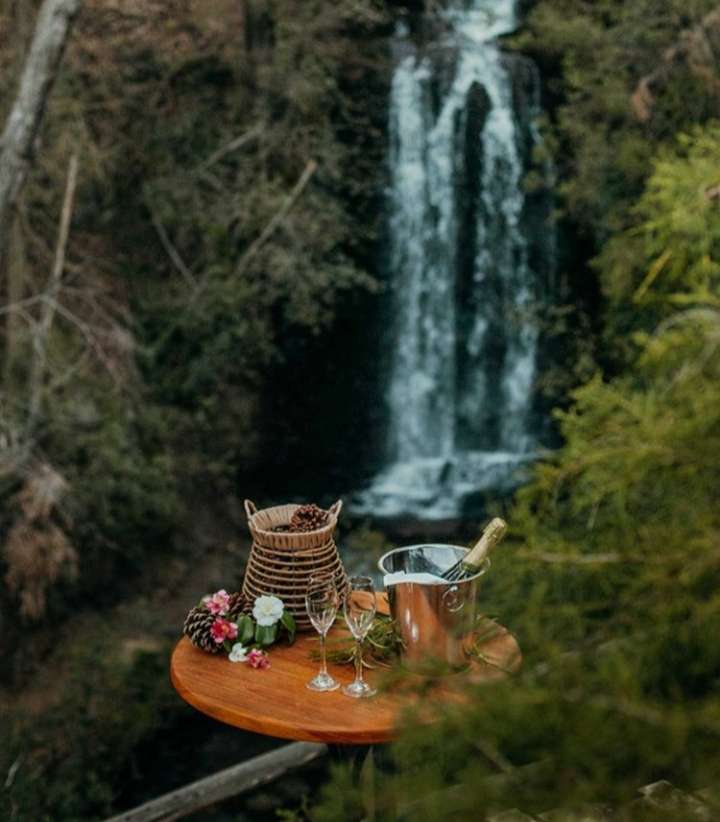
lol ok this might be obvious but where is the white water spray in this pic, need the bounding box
[358,0,551,518]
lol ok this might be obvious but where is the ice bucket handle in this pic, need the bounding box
[442,585,465,613]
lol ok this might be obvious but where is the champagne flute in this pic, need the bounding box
[342,575,377,698]
[305,573,340,692]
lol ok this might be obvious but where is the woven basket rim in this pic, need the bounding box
[246,501,341,540]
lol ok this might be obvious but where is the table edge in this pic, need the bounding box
[170,639,396,745]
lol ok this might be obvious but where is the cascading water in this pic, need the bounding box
[355,0,554,519]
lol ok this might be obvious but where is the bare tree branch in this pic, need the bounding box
[0,295,45,318]
[181,159,318,309]
[27,153,78,428]
[234,159,318,277]
[46,348,91,393]
[48,297,121,380]
[148,202,196,287]
[143,128,264,290]
[146,158,320,356]
[0,0,83,262]
[196,125,263,173]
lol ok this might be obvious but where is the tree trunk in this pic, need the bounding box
[2,0,37,371]
[0,0,83,270]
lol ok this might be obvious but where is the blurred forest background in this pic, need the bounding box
[1,0,720,820]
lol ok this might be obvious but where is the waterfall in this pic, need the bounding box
[356,0,553,519]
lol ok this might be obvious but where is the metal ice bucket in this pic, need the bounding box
[378,544,490,671]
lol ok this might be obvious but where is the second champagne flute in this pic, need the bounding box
[342,575,377,698]
[305,573,340,692]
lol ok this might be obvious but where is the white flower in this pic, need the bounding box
[229,643,249,663]
[252,595,284,627]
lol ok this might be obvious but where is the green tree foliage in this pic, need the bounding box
[5,1,720,818]
[0,627,178,821]
[127,0,390,484]
[508,1,720,408]
[0,0,391,632]
[312,122,720,822]
[599,125,720,338]
[0,1,393,814]
[515,0,720,240]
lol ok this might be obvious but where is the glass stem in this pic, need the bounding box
[320,633,327,677]
[355,639,364,684]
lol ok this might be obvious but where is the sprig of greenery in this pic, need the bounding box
[311,614,404,668]
[313,613,508,669]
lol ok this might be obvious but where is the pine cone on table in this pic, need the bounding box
[290,504,329,532]
[183,606,221,653]
[227,591,250,617]
[183,592,249,653]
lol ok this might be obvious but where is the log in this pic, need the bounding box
[0,0,83,257]
[103,741,328,822]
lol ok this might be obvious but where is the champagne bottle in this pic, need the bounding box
[442,517,508,581]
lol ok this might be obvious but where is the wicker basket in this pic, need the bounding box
[242,499,349,632]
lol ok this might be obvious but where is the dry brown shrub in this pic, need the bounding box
[3,464,78,620]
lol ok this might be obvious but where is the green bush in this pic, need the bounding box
[312,120,720,822]
[0,626,178,821]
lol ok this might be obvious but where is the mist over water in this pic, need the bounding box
[355,0,554,519]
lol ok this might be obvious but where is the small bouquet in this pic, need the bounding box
[183,589,296,670]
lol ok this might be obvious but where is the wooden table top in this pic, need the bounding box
[170,594,521,745]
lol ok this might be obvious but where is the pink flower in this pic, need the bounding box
[247,649,270,669]
[203,589,231,616]
[210,617,238,644]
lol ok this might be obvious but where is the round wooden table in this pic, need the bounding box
[171,595,521,745]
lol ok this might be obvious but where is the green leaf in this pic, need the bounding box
[254,623,277,647]
[281,610,296,643]
[237,615,255,644]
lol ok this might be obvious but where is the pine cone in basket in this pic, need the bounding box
[183,606,221,653]
[290,504,329,532]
